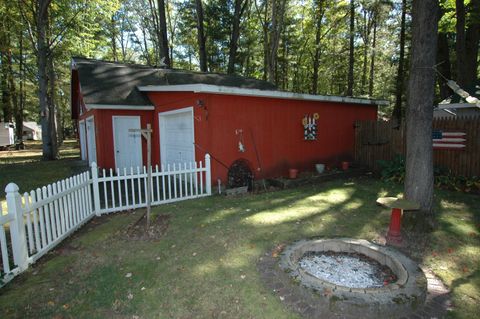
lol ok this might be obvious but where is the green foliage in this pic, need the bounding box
[378,155,406,182]
[379,155,480,194]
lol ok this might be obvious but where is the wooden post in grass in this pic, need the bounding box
[129,124,152,229]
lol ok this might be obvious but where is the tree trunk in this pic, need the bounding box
[311,0,325,95]
[347,0,355,96]
[361,10,369,95]
[157,0,171,67]
[37,0,56,160]
[227,0,246,74]
[464,0,480,87]
[15,32,25,149]
[404,0,438,230]
[455,0,466,87]
[392,0,407,127]
[267,0,287,85]
[195,0,208,72]
[436,32,452,100]
[110,15,118,62]
[368,19,376,97]
[47,34,58,157]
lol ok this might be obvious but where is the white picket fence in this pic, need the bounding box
[0,154,211,286]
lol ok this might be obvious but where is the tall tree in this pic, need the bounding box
[311,0,326,94]
[392,0,407,126]
[195,0,208,72]
[157,0,171,67]
[347,0,355,96]
[36,0,57,160]
[267,0,287,84]
[227,0,248,74]
[455,0,466,86]
[404,0,438,229]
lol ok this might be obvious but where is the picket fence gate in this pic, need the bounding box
[0,154,211,286]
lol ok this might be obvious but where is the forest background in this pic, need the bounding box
[0,0,478,158]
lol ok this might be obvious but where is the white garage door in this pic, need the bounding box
[113,116,143,170]
[159,107,195,167]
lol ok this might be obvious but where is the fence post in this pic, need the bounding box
[5,183,29,271]
[91,162,101,216]
[205,154,212,195]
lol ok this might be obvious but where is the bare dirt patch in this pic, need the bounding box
[123,213,170,241]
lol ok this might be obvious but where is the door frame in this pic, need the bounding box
[78,119,87,161]
[158,107,195,166]
[85,116,97,165]
[112,115,142,169]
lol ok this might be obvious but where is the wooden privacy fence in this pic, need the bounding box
[355,116,480,177]
[0,154,211,286]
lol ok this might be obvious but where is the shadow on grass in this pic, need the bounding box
[0,177,478,318]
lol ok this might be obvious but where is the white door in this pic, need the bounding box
[79,120,87,161]
[159,107,195,167]
[85,116,97,165]
[113,116,143,169]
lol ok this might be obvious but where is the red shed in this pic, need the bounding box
[71,58,384,185]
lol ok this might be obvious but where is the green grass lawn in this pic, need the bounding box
[0,140,83,210]
[0,177,478,318]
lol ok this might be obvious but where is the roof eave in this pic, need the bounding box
[137,84,387,106]
[85,104,154,111]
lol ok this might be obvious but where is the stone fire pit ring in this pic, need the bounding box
[279,238,427,318]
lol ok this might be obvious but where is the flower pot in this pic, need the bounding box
[341,161,349,171]
[315,164,325,174]
[288,168,299,179]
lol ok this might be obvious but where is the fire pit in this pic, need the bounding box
[279,238,427,318]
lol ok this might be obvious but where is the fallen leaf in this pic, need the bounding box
[192,252,197,256]
[125,273,132,278]
[127,293,134,300]
[462,266,469,273]
[240,275,246,279]
[62,304,69,310]
[432,251,438,257]
[47,301,55,306]
[447,248,454,254]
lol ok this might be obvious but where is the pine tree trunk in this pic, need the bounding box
[227,0,245,74]
[268,0,286,85]
[404,0,439,231]
[347,0,355,96]
[392,0,407,127]
[15,32,25,149]
[464,0,480,87]
[368,20,376,97]
[195,0,208,72]
[157,0,171,67]
[455,0,466,87]
[37,0,56,160]
[436,32,452,100]
[311,0,325,95]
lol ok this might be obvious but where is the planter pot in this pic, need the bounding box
[315,164,325,174]
[288,168,299,179]
[341,161,349,171]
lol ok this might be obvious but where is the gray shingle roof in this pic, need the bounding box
[72,57,277,106]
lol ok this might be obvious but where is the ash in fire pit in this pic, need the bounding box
[299,251,397,289]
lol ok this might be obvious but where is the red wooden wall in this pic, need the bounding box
[148,92,377,183]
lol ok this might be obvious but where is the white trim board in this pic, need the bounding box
[138,84,388,106]
[85,104,154,110]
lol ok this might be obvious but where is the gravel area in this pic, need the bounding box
[299,251,396,289]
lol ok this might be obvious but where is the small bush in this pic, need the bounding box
[378,156,480,194]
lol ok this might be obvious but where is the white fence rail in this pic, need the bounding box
[0,154,211,286]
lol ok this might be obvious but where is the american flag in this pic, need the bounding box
[432,130,466,149]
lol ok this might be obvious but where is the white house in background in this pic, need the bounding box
[22,122,42,140]
[0,122,15,148]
